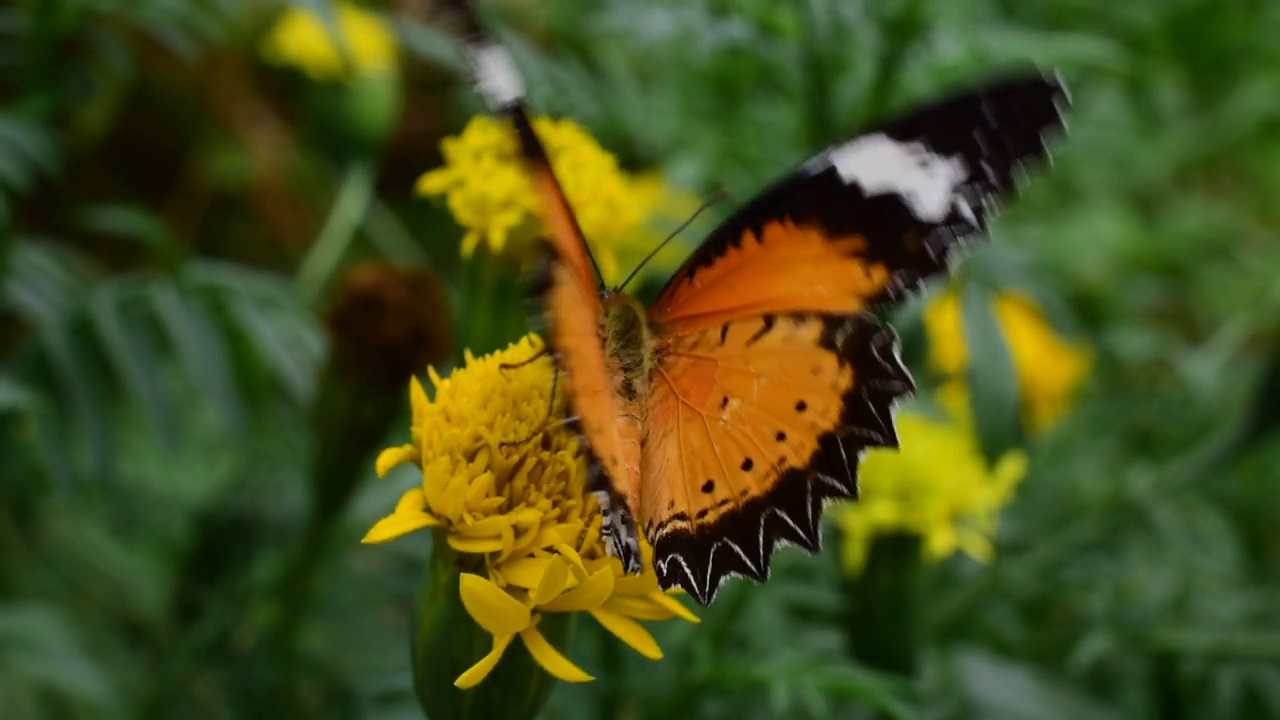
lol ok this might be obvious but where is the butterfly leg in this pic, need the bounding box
[497,344,551,374]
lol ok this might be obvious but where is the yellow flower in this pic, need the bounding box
[261,1,397,82]
[834,389,1028,574]
[416,116,699,287]
[924,289,1091,430]
[365,335,697,689]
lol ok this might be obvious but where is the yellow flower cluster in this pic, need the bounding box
[416,115,698,286]
[261,1,397,82]
[924,290,1091,430]
[834,389,1029,573]
[364,335,696,688]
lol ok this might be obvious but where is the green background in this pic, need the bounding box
[2,0,1279,718]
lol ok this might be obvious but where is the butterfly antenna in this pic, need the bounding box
[615,188,729,293]
[447,0,607,289]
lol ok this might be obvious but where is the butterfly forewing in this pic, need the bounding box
[643,71,1069,603]
[649,72,1068,331]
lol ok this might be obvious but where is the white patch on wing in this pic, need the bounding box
[467,43,524,108]
[826,134,969,222]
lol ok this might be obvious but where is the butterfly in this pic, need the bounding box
[453,6,1068,605]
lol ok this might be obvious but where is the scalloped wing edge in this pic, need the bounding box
[650,315,913,605]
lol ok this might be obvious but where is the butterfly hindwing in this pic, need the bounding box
[643,314,911,604]
[649,72,1068,334]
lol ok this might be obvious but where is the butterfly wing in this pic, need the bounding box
[649,72,1068,333]
[643,72,1069,603]
[460,30,645,571]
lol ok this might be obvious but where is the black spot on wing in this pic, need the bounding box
[650,314,913,605]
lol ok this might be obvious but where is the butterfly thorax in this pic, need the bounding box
[601,292,655,404]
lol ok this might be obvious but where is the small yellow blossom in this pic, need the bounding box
[834,389,1028,574]
[925,289,1091,430]
[365,335,696,688]
[416,115,699,286]
[261,1,397,82]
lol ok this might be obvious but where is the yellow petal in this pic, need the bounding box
[361,511,441,544]
[600,595,676,621]
[553,542,588,580]
[519,625,593,683]
[458,573,531,636]
[421,456,454,513]
[506,525,547,558]
[394,487,427,514]
[494,523,518,562]
[409,375,430,425]
[589,608,663,660]
[375,444,418,477]
[448,535,506,554]
[539,566,614,612]
[453,515,513,538]
[650,593,700,623]
[613,571,660,596]
[531,556,570,606]
[453,633,514,689]
[441,473,473,522]
[495,557,554,589]
[460,231,481,257]
[416,168,454,196]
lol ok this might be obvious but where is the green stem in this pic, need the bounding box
[293,161,375,305]
[462,255,499,355]
[845,533,924,678]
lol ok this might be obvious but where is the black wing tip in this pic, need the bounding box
[651,315,911,606]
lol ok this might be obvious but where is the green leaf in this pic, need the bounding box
[950,648,1126,720]
[222,293,318,406]
[148,280,246,435]
[0,375,39,413]
[961,280,1023,463]
[0,603,116,709]
[77,203,175,253]
[88,282,173,445]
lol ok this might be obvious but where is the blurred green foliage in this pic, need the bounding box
[2,0,1279,718]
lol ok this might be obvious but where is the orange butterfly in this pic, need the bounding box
[455,8,1068,605]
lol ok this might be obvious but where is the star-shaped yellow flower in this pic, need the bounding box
[834,387,1029,574]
